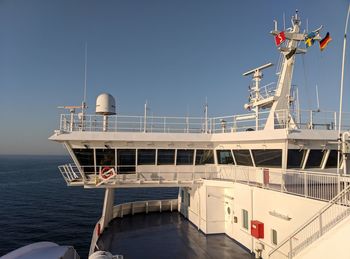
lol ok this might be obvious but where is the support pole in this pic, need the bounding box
[337,3,350,176]
[101,188,115,231]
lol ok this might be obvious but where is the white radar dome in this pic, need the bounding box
[96,93,116,115]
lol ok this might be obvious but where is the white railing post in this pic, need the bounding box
[304,171,308,198]
[310,110,313,129]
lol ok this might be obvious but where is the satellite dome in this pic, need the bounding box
[96,93,116,115]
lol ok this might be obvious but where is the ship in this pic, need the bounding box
[4,10,350,259]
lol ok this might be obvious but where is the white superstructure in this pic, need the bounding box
[50,11,350,259]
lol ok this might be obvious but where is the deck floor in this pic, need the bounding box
[97,212,254,259]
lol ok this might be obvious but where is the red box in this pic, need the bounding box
[251,220,264,239]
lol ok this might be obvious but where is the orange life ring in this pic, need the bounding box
[100,166,112,179]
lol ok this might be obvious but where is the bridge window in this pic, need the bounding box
[157,149,175,165]
[195,150,214,165]
[305,150,324,168]
[325,150,338,168]
[232,150,253,166]
[177,149,194,165]
[287,149,305,168]
[137,149,156,165]
[252,149,282,168]
[73,148,94,172]
[117,149,136,173]
[96,149,115,166]
[217,150,234,164]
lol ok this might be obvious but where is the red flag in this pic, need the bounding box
[275,31,286,46]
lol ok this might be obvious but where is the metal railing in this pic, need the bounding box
[269,183,350,259]
[57,109,350,133]
[58,164,84,185]
[112,199,178,218]
[59,162,346,202]
[59,164,218,187]
[217,166,342,202]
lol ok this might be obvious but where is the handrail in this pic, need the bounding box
[57,109,350,133]
[269,183,350,258]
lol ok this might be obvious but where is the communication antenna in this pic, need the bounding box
[315,84,320,112]
[144,100,149,133]
[83,42,88,109]
[204,97,208,133]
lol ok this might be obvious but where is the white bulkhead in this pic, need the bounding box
[96,93,116,115]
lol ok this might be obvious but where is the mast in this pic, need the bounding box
[264,11,322,130]
[337,3,350,175]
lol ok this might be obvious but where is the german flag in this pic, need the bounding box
[319,32,332,51]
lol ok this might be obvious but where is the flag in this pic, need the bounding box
[305,31,317,40]
[275,31,286,46]
[286,48,297,60]
[319,32,332,51]
[305,38,315,48]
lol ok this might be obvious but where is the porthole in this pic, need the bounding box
[227,207,231,215]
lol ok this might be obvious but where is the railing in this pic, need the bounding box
[269,183,350,259]
[59,164,218,187]
[89,199,178,256]
[59,162,346,203]
[217,166,342,202]
[57,109,350,134]
[112,199,178,218]
[58,164,84,185]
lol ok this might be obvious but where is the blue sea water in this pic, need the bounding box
[0,155,179,258]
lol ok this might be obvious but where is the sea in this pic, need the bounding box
[0,155,179,258]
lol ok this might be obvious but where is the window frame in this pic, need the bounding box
[242,209,249,230]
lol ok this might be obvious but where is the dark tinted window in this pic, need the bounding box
[96,149,115,166]
[217,150,234,164]
[252,149,282,167]
[137,149,156,165]
[157,149,175,165]
[195,150,214,165]
[287,150,305,168]
[325,150,338,168]
[117,149,136,172]
[177,150,194,165]
[73,148,94,172]
[232,150,253,166]
[305,150,324,168]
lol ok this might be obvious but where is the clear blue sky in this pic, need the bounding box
[0,0,349,155]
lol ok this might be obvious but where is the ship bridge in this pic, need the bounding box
[50,107,350,189]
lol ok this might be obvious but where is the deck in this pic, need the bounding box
[96,212,255,259]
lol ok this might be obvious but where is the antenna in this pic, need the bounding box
[283,12,286,31]
[83,42,88,108]
[143,100,148,133]
[315,84,320,112]
[243,63,273,76]
[204,97,208,133]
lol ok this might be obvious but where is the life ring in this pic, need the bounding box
[100,166,113,179]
